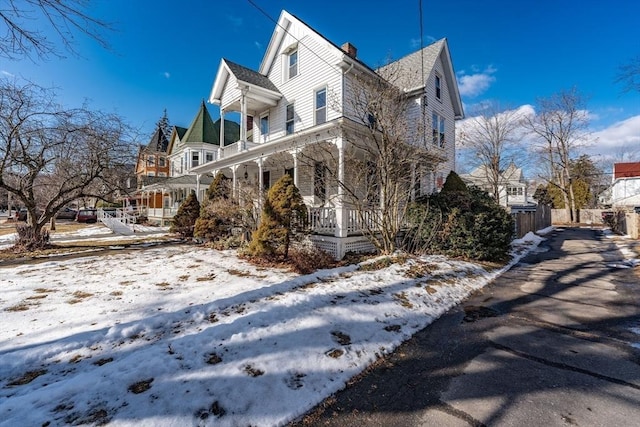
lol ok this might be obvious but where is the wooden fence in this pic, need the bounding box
[512,205,552,238]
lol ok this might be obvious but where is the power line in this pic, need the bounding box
[246,0,345,77]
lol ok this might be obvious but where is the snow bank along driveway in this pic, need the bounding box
[0,241,538,426]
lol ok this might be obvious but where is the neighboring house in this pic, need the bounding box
[609,162,640,208]
[189,10,463,258]
[460,163,535,209]
[138,102,240,225]
[135,124,170,186]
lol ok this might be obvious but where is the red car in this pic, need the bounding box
[76,208,97,223]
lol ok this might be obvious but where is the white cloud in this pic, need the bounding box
[457,65,497,98]
[254,41,263,51]
[1,70,14,77]
[590,115,640,149]
[163,72,170,79]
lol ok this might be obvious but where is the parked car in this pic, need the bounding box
[55,207,77,220]
[76,208,98,223]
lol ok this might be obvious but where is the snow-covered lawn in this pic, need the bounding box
[0,232,545,426]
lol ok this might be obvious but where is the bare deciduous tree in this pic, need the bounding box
[524,88,590,222]
[0,0,112,60]
[457,104,525,201]
[0,78,134,247]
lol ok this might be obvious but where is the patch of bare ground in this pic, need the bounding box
[244,365,264,377]
[5,302,35,312]
[128,378,153,394]
[7,369,47,386]
[67,290,94,304]
[393,291,414,309]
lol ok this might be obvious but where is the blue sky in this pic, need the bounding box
[2,0,639,162]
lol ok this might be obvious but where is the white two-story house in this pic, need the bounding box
[191,10,463,257]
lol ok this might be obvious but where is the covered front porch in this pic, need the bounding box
[137,174,213,226]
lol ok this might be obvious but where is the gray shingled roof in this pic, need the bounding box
[378,39,445,90]
[145,126,169,152]
[224,59,280,93]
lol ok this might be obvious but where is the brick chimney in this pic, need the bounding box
[341,42,357,59]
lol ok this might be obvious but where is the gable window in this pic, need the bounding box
[260,113,269,136]
[286,104,295,135]
[315,87,326,125]
[314,161,326,203]
[288,49,298,79]
[432,113,445,147]
[435,74,442,100]
[191,151,199,168]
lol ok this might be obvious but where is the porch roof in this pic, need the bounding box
[190,118,345,174]
[210,59,282,112]
[140,174,213,192]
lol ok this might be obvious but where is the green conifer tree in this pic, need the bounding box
[248,174,307,259]
[170,190,200,238]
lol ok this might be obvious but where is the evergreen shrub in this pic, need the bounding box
[405,171,514,261]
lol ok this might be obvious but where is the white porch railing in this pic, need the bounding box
[218,140,261,159]
[347,209,380,234]
[308,207,336,234]
[306,207,380,236]
[98,208,138,225]
[146,207,178,219]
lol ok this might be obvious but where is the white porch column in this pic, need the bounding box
[231,165,239,199]
[239,88,248,150]
[218,109,225,159]
[256,158,265,206]
[219,109,225,147]
[335,137,348,238]
[196,174,201,201]
[291,149,299,188]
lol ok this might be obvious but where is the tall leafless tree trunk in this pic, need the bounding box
[524,88,590,223]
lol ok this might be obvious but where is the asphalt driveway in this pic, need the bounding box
[293,227,640,426]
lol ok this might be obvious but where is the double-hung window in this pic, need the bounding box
[432,113,445,147]
[286,104,295,135]
[191,151,199,168]
[260,114,269,137]
[435,74,442,100]
[288,49,298,79]
[315,87,326,125]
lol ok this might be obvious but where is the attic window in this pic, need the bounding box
[287,49,298,79]
[435,74,442,100]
